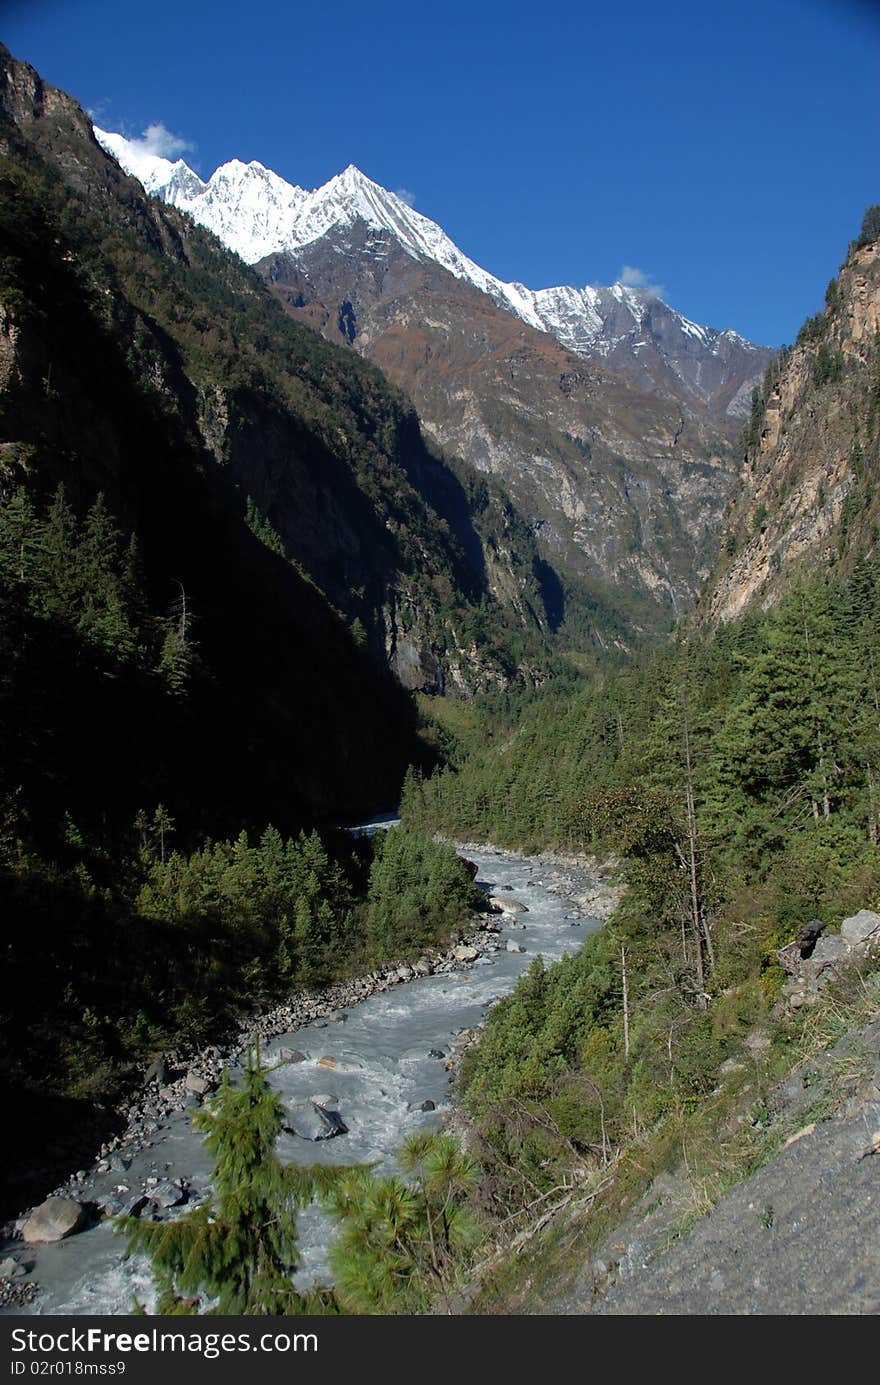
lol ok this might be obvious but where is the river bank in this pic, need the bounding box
[1,841,616,1313]
[451,840,621,923]
[1,917,497,1236]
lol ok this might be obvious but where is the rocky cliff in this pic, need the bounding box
[0,44,556,710]
[262,231,754,618]
[703,215,880,623]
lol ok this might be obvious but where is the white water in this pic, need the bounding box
[10,842,600,1314]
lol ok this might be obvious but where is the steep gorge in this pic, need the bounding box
[0,43,557,728]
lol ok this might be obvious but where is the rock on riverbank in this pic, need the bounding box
[4,911,504,1269]
[454,840,621,923]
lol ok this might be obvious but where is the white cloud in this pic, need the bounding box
[394,187,416,207]
[618,264,667,300]
[128,121,195,161]
[93,122,198,191]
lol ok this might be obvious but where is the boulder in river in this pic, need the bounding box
[490,896,529,913]
[506,939,526,953]
[418,1100,436,1112]
[317,1056,337,1069]
[276,1048,307,1065]
[22,1196,87,1244]
[149,1180,186,1209]
[286,1101,349,1141]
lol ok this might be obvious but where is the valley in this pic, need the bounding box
[0,30,878,1322]
[98,129,775,629]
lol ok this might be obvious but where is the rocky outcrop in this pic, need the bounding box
[584,1002,880,1315]
[778,909,880,1012]
[262,233,765,620]
[704,226,880,623]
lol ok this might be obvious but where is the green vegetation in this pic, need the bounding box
[742,346,791,455]
[327,1133,478,1312]
[2,58,879,1313]
[121,1052,338,1315]
[812,340,845,387]
[123,1056,478,1317]
[850,203,880,255]
[1,814,478,1108]
[404,562,880,1208]
[0,85,523,1163]
[366,826,482,955]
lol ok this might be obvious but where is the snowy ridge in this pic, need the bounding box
[95,127,762,363]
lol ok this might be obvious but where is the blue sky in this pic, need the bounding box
[4,0,878,345]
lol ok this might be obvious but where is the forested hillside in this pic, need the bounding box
[403,214,880,1251]
[0,47,510,1159]
[1,38,877,1316]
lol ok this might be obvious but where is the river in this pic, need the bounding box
[7,839,606,1314]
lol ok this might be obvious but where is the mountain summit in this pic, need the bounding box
[95,129,769,417]
[94,126,775,618]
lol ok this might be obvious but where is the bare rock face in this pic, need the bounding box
[261,233,764,621]
[22,1197,86,1244]
[276,1048,307,1065]
[840,909,880,947]
[453,944,479,962]
[704,232,880,625]
[184,1071,211,1096]
[490,896,529,913]
[285,1101,348,1141]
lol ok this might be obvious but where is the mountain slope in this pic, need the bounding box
[702,210,880,623]
[97,132,773,622]
[0,43,565,847]
[97,135,769,421]
[262,230,739,616]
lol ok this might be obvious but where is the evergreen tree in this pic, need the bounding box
[120,1052,336,1315]
[326,1132,477,1313]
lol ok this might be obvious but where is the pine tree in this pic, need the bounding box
[326,1132,477,1313]
[120,1051,337,1315]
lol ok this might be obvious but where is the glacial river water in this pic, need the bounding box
[13,840,601,1315]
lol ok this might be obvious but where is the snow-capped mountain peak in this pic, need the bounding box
[93,128,549,328]
[94,126,766,400]
[93,128,189,197]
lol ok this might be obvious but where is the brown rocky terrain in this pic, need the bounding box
[260,229,773,618]
[703,225,880,623]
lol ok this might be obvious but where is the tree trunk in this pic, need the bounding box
[683,710,708,997]
[621,946,630,1060]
